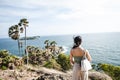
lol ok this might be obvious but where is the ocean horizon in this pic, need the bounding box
[0,32,120,66]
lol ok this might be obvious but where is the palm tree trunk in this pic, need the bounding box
[25,26,26,52]
[17,39,20,56]
[25,26,28,66]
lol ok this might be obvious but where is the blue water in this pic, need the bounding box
[0,32,120,66]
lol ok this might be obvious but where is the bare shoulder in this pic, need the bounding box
[70,49,73,54]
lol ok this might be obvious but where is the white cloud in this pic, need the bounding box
[0,0,120,38]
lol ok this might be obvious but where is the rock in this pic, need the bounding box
[89,71,112,80]
[0,65,112,80]
[36,73,71,80]
[35,70,112,80]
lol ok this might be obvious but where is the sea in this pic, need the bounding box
[0,32,120,66]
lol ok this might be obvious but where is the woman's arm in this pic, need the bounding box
[85,49,92,62]
[70,50,74,65]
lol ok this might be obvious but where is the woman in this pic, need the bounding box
[70,36,92,80]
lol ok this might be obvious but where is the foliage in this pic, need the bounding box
[0,50,9,58]
[8,18,29,58]
[8,25,19,40]
[0,50,22,69]
[50,41,57,46]
[44,40,58,53]
[43,59,62,71]
[23,46,53,65]
[98,63,120,80]
[1,55,19,67]
[23,45,71,71]
[1,65,7,70]
[56,53,71,71]
[0,50,11,67]
[22,56,27,64]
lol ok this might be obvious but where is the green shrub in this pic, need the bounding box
[0,50,9,58]
[1,65,7,70]
[0,50,22,69]
[0,58,2,63]
[98,63,120,80]
[56,53,71,71]
[23,46,54,65]
[43,59,62,71]
[2,55,14,67]
[22,56,27,64]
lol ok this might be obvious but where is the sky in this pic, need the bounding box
[0,0,120,38]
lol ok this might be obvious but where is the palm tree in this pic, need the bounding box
[18,18,29,65]
[8,25,21,55]
[18,18,29,47]
[44,40,50,49]
[50,41,57,52]
[50,41,57,46]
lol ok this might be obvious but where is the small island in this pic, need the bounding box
[20,36,40,40]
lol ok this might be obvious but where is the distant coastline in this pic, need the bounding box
[20,36,40,40]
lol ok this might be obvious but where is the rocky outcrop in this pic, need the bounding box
[34,68,112,80]
[36,73,71,80]
[0,66,112,80]
[35,70,112,80]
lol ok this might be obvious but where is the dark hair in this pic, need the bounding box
[72,36,82,49]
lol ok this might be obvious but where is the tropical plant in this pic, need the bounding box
[8,18,29,56]
[56,53,71,71]
[98,63,120,80]
[43,59,62,70]
[18,18,29,65]
[0,58,2,64]
[58,46,64,54]
[0,50,9,58]
[18,18,29,49]
[44,40,50,49]
[50,41,57,46]
[1,65,7,70]
[8,25,21,55]
[0,50,23,69]
[8,25,19,40]
[50,41,57,52]
[22,45,55,65]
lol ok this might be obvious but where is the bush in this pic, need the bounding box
[1,55,15,67]
[0,50,22,69]
[23,46,54,65]
[43,59,62,71]
[0,58,2,63]
[98,63,120,80]
[0,50,9,58]
[56,53,71,71]
[1,65,7,70]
